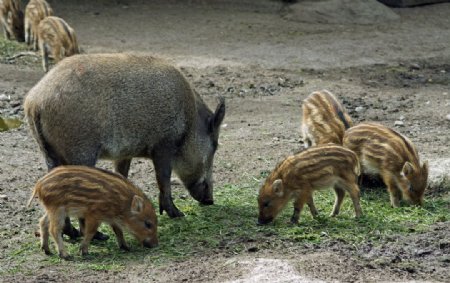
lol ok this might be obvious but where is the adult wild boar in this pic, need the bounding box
[24,54,226,221]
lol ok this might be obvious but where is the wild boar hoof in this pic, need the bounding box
[63,225,81,240]
[289,217,299,225]
[59,253,72,261]
[162,205,185,218]
[93,231,110,241]
[42,247,52,255]
[120,244,131,252]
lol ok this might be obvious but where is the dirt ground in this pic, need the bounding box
[1,0,450,282]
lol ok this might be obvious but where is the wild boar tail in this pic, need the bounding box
[27,186,38,207]
[25,108,63,169]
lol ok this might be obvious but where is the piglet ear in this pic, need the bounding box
[131,195,144,214]
[272,179,284,197]
[402,162,414,177]
[422,161,429,173]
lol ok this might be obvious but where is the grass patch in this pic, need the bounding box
[0,36,40,66]
[3,178,448,273]
[0,37,26,58]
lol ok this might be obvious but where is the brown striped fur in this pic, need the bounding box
[37,16,79,72]
[0,0,24,41]
[24,0,53,50]
[258,144,362,225]
[28,166,158,259]
[343,122,428,207]
[301,90,353,147]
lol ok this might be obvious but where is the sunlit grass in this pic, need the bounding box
[3,177,448,273]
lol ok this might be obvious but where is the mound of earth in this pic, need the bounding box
[284,0,400,24]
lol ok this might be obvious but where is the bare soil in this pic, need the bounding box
[1,0,449,282]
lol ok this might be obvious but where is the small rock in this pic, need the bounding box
[410,63,421,70]
[355,106,365,113]
[0,194,7,200]
[0,94,10,101]
[399,115,405,120]
[446,114,450,121]
[224,163,233,169]
[394,120,404,127]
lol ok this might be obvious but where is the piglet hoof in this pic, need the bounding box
[119,244,131,252]
[93,231,110,241]
[59,252,73,261]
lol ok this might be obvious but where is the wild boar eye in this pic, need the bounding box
[263,200,270,208]
[144,220,152,229]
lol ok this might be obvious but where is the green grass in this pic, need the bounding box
[0,37,26,58]
[3,177,449,274]
[0,36,40,67]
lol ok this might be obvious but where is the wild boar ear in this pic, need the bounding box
[131,195,144,214]
[422,161,429,173]
[272,179,284,197]
[401,162,414,177]
[209,97,225,133]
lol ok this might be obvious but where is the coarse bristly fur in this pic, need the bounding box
[0,0,24,42]
[258,144,362,225]
[37,16,79,72]
[24,0,53,50]
[24,53,225,224]
[301,90,353,147]
[343,122,429,207]
[27,165,158,259]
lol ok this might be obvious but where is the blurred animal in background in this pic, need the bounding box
[301,90,352,147]
[24,0,53,50]
[0,0,24,42]
[37,16,79,72]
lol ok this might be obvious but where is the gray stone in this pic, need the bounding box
[355,106,366,113]
[394,120,404,126]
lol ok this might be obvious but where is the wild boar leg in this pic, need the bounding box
[381,172,402,208]
[78,218,109,241]
[1,22,10,40]
[330,187,346,217]
[338,181,363,218]
[291,191,311,224]
[307,195,319,218]
[40,41,49,72]
[79,218,101,256]
[114,159,132,177]
[111,224,130,251]
[153,154,184,218]
[48,209,70,259]
[61,217,80,239]
[39,213,51,255]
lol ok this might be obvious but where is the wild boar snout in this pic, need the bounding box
[257,216,273,225]
[188,179,214,205]
[143,238,158,248]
